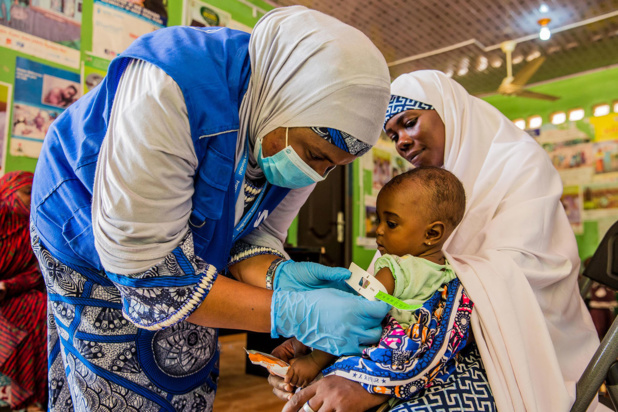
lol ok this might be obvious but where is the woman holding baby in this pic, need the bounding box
[271,70,600,412]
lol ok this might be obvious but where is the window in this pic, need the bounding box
[568,108,585,122]
[593,104,610,117]
[528,115,542,129]
[513,119,526,129]
[550,112,566,124]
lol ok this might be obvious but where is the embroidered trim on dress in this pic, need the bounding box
[227,241,285,268]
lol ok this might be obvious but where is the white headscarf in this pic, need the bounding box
[389,70,600,411]
[237,5,391,179]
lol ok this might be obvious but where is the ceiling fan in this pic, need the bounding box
[497,40,560,101]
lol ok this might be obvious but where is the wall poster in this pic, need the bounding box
[183,0,252,32]
[92,0,167,60]
[81,54,109,94]
[10,57,81,159]
[356,136,412,249]
[536,120,618,241]
[0,81,11,176]
[0,0,82,67]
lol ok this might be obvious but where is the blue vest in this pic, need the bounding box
[31,26,290,272]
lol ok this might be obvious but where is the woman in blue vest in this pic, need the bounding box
[30,6,391,411]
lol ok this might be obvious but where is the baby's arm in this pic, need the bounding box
[286,349,337,388]
[374,267,395,295]
[284,264,396,388]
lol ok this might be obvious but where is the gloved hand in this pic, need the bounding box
[271,287,390,356]
[273,260,350,292]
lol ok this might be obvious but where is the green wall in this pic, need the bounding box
[485,67,618,259]
[1,0,272,174]
[351,160,376,269]
[483,67,618,123]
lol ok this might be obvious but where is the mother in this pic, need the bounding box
[277,70,600,411]
[30,6,391,411]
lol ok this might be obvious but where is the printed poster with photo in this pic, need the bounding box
[357,195,378,248]
[183,0,252,33]
[592,141,618,175]
[81,54,109,94]
[98,0,167,26]
[561,185,583,234]
[372,148,391,193]
[0,0,81,67]
[357,140,414,249]
[546,142,594,171]
[391,156,411,179]
[92,0,167,60]
[0,81,11,176]
[10,57,81,159]
[582,181,618,217]
[183,0,230,27]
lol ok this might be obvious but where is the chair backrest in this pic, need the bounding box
[570,220,618,412]
[582,220,618,291]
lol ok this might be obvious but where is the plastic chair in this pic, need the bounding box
[571,220,618,412]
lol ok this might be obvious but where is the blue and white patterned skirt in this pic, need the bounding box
[389,344,496,412]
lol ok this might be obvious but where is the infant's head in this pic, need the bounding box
[375,166,465,257]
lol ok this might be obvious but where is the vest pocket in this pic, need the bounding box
[189,144,234,256]
[190,145,233,225]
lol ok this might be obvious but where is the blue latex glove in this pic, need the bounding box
[271,287,390,356]
[273,260,351,292]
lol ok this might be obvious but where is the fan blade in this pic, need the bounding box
[497,76,518,95]
[514,89,560,101]
[512,56,546,87]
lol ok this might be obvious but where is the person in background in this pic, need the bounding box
[30,6,391,411]
[0,171,47,412]
[273,70,601,412]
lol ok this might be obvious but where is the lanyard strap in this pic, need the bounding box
[233,145,249,202]
[232,140,268,241]
[233,183,267,241]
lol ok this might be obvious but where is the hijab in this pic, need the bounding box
[238,5,391,180]
[386,70,599,411]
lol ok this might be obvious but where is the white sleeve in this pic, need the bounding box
[92,59,198,275]
[241,183,315,256]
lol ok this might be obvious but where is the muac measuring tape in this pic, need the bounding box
[345,263,422,311]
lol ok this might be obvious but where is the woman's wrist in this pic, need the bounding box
[266,257,286,290]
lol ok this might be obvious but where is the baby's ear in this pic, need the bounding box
[426,221,445,243]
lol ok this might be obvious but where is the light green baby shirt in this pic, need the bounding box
[374,254,456,328]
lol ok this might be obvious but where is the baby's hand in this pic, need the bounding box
[285,354,323,388]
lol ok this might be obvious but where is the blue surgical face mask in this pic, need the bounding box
[255,128,325,189]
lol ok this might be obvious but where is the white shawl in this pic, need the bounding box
[238,5,391,180]
[387,70,600,411]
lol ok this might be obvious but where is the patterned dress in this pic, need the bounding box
[32,180,273,412]
[324,278,497,411]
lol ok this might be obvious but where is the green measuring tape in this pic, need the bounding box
[375,291,423,311]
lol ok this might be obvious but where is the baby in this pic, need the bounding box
[285,165,466,388]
